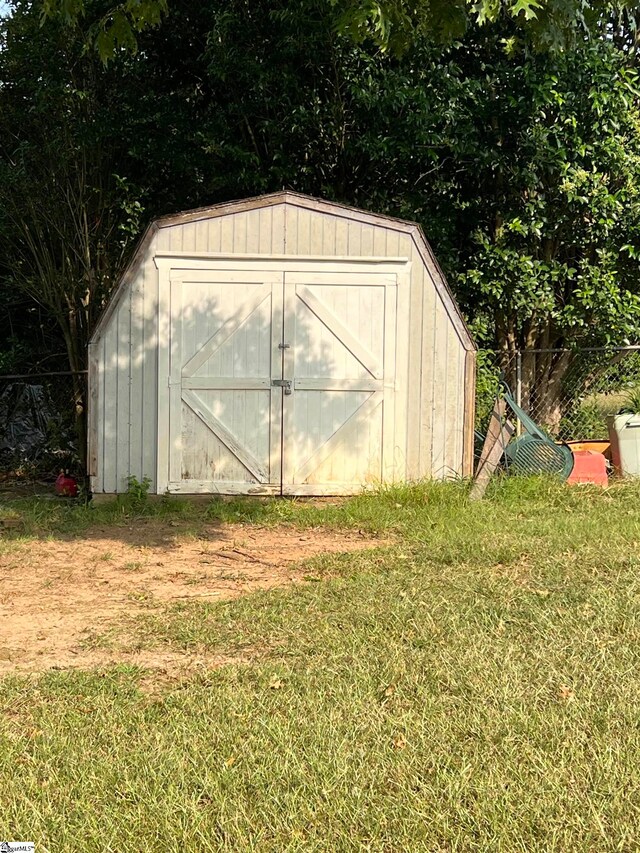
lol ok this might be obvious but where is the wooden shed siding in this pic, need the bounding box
[91,197,473,493]
[116,294,131,490]
[430,297,449,478]
[92,238,158,493]
[129,271,143,481]
[101,314,118,493]
[444,325,463,475]
[405,242,425,479]
[141,252,159,488]
[155,207,285,256]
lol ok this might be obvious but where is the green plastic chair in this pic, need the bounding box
[500,382,574,480]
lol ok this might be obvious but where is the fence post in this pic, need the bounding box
[515,349,523,437]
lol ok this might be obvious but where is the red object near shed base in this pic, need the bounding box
[55,471,79,497]
[566,450,608,487]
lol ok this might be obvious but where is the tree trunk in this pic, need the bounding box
[532,350,572,432]
[496,318,572,434]
[60,304,89,474]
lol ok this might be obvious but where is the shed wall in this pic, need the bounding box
[90,199,471,494]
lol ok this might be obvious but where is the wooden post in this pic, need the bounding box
[470,398,515,501]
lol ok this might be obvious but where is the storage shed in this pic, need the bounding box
[88,192,476,496]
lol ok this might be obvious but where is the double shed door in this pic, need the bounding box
[158,261,399,495]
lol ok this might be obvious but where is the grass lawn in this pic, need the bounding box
[2,478,640,851]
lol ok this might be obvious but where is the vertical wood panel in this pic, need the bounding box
[206,218,222,252]
[347,221,362,255]
[373,226,386,256]
[361,225,374,256]
[116,295,131,491]
[382,283,397,481]
[195,219,208,252]
[129,271,144,481]
[405,249,424,478]
[155,262,171,493]
[297,208,311,254]
[95,335,106,491]
[169,224,183,252]
[309,210,323,254]
[430,298,449,478]
[271,204,285,253]
[443,323,463,476]
[419,267,437,478]
[335,217,348,254]
[221,212,235,253]
[141,253,158,488]
[181,222,197,253]
[259,208,273,253]
[392,269,410,481]
[102,314,118,493]
[244,210,261,253]
[168,279,183,484]
[385,230,398,256]
[462,349,476,478]
[233,212,248,253]
[322,215,336,256]
[155,226,172,251]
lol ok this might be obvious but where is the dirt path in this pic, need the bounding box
[0,522,378,675]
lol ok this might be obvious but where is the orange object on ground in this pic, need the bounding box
[566,450,608,486]
[566,439,611,461]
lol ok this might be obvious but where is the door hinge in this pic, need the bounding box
[278,342,291,350]
[272,379,292,395]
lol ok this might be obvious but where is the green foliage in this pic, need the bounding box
[40,0,168,61]
[618,386,640,414]
[121,475,151,512]
[446,38,640,354]
[559,399,610,440]
[475,349,503,431]
[38,0,636,61]
[333,0,640,55]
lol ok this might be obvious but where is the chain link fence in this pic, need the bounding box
[477,346,640,442]
[0,371,84,479]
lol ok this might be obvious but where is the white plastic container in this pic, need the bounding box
[608,414,640,476]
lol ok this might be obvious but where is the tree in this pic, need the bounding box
[37,0,640,60]
[0,1,144,466]
[433,33,640,426]
[39,0,168,60]
[333,0,638,53]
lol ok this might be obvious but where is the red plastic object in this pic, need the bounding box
[55,471,79,497]
[566,450,608,487]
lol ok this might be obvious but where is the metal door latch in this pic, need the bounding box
[272,379,292,395]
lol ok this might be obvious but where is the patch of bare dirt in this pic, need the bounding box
[0,522,379,675]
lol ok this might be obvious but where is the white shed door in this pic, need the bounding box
[161,264,396,495]
[282,271,396,495]
[166,270,284,493]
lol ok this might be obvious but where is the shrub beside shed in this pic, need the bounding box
[88,192,475,496]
